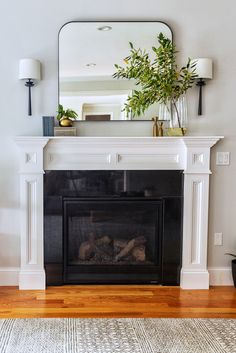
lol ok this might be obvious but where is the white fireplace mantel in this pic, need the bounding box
[15,136,223,290]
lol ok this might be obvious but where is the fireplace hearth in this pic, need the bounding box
[44,170,183,285]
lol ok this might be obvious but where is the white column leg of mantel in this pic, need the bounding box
[19,173,45,289]
[180,173,210,289]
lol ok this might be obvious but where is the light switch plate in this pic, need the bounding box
[216,152,230,165]
[214,233,223,246]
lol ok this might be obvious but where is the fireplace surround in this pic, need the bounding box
[15,136,222,289]
[44,170,183,285]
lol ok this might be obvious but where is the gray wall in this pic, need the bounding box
[0,0,235,269]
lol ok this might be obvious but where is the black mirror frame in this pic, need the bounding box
[58,20,173,122]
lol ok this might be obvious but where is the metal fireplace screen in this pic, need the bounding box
[63,198,163,283]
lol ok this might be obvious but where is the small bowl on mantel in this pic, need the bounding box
[59,118,73,127]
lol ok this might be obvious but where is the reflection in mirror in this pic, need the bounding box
[59,21,172,121]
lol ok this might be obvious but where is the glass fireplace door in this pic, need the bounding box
[63,198,163,284]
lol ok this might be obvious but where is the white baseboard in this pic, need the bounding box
[180,270,209,289]
[208,267,234,286]
[0,267,19,286]
[19,270,45,290]
[0,267,234,287]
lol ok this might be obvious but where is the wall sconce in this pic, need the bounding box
[19,58,41,116]
[194,58,213,115]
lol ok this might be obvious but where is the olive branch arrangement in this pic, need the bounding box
[113,33,197,127]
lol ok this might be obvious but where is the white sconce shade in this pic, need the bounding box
[19,58,41,116]
[19,58,41,80]
[194,58,213,79]
[194,58,213,116]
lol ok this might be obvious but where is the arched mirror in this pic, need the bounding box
[59,21,172,121]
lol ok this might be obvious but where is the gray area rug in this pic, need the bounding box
[0,318,235,353]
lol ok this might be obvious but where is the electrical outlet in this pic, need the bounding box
[216,152,230,165]
[214,232,223,246]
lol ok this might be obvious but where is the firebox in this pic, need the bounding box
[44,170,183,285]
[64,198,163,284]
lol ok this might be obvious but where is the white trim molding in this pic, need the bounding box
[209,267,234,286]
[0,267,20,286]
[1,266,232,287]
[15,136,223,290]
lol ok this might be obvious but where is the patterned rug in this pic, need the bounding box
[0,318,235,353]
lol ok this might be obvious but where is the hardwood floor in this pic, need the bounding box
[0,285,235,318]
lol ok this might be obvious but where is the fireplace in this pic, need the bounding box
[15,136,222,289]
[44,170,183,285]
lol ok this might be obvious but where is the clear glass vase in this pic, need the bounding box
[158,95,188,135]
[170,95,187,129]
[158,102,171,122]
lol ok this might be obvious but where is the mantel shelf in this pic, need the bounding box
[15,135,224,141]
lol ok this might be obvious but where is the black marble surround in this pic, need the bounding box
[44,170,183,286]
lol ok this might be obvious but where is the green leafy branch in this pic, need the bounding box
[113,33,197,120]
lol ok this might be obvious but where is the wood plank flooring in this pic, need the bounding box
[0,285,235,318]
